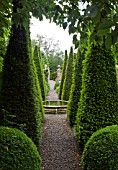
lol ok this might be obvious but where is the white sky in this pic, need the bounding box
[30,2,87,52]
[30,17,74,52]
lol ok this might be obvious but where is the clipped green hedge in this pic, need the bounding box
[33,46,46,100]
[0,20,43,147]
[81,125,118,170]
[58,50,68,99]
[75,43,118,149]
[116,65,118,84]
[67,49,83,126]
[62,47,74,101]
[0,126,41,170]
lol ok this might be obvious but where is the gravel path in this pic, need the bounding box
[46,80,58,101]
[40,80,82,170]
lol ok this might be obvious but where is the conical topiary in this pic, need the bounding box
[0,1,43,147]
[33,45,46,101]
[67,48,84,126]
[58,50,68,99]
[75,43,118,149]
[62,47,74,101]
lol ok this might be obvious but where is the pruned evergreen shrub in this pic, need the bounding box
[67,49,83,126]
[58,50,68,99]
[81,125,118,170]
[32,56,44,123]
[0,126,41,170]
[62,47,74,101]
[33,46,46,100]
[75,43,118,149]
[44,69,49,81]
[0,14,43,147]
[116,65,118,84]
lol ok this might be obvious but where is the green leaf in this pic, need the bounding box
[75,41,79,49]
[85,4,99,18]
[111,25,118,45]
[55,5,62,13]
[98,19,115,29]
[113,14,118,23]
[63,22,67,30]
[69,24,76,34]
[97,29,109,36]
[105,34,112,49]
[90,5,99,18]
[73,34,77,42]
[91,10,101,25]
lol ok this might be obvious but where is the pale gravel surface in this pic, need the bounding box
[40,80,82,170]
[46,80,59,101]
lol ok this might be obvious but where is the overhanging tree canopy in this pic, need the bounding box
[1,1,117,49]
[48,0,118,48]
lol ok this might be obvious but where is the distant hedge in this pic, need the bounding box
[67,49,83,126]
[62,47,74,101]
[75,43,118,149]
[81,125,118,170]
[33,46,46,101]
[58,50,68,99]
[0,126,41,170]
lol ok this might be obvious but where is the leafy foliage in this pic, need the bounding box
[1,0,118,50]
[33,46,46,100]
[34,34,64,57]
[49,1,118,48]
[48,55,63,79]
[62,47,74,101]
[0,0,12,72]
[0,20,43,147]
[58,50,68,99]
[0,126,41,170]
[81,125,118,170]
[67,48,84,126]
[75,43,118,149]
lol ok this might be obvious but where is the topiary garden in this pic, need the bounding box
[0,0,118,169]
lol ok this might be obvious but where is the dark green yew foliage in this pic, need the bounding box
[67,49,83,126]
[75,43,118,149]
[116,65,118,84]
[33,46,46,100]
[58,50,68,99]
[62,47,74,101]
[81,125,118,170]
[0,126,41,170]
[0,22,43,147]
[31,50,44,123]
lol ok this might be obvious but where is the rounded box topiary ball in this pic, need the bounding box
[0,126,41,170]
[81,125,118,170]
